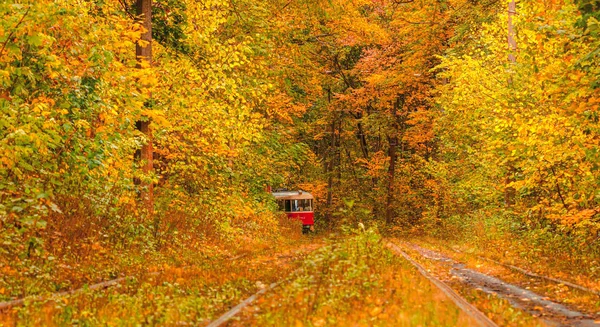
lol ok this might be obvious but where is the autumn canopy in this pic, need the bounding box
[1,0,600,324]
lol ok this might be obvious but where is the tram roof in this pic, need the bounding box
[272,190,314,200]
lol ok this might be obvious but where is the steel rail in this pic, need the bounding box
[205,282,280,327]
[205,244,324,327]
[0,275,154,311]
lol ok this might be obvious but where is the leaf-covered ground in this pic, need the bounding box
[5,227,599,326]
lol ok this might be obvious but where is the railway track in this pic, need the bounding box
[0,275,144,311]
[204,249,319,327]
[206,281,280,327]
[386,241,499,327]
[0,244,317,313]
[0,253,250,312]
[394,240,600,327]
[474,255,600,297]
[207,240,502,327]
[5,238,596,326]
[412,239,600,298]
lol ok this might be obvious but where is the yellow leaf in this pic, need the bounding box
[369,307,382,317]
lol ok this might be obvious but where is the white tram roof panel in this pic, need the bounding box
[272,190,314,200]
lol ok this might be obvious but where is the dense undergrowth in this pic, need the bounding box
[0,208,300,300]
[0,215,313,326]
[0,0,302,305]
[0,205,285,302]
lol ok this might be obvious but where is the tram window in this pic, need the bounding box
[281,199,313,212]
[288,199,309,212]
[298,199,306,211]
[285,200,291,212]
[304,199,312,211]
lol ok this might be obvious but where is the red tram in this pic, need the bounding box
[273,190,314,234]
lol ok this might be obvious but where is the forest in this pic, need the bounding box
[1,0,600,325]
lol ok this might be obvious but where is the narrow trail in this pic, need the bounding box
[396,241,600,327]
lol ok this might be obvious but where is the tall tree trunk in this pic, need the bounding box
[335,118,342,184]
[508,0,517,64]
[356,115,379,217]
[324,89,334,225]
[386,98,400,225]
[386,134,397,225]
[505,0,517,207]
[357,120,369,159]
[136,0,153,211]
[325,119,335,224]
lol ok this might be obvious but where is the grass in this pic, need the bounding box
[1,240,318,326]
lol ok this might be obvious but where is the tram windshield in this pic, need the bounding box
[277,199,313,212]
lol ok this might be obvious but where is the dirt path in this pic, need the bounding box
[400,242,600,327]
